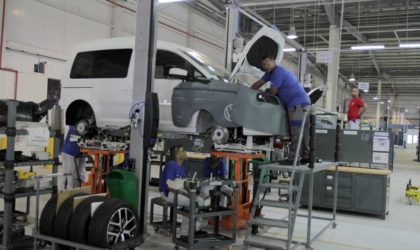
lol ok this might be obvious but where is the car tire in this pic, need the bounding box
[53,193,87,239]
[40,196,58,236]
[88,199,139,248]
[68,196,107,244]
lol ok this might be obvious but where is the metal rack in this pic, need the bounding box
[172,179,238,250]
[31,173,143,250]
[0,100,61,249]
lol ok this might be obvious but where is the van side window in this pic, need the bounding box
[155,50,204,80]
[70,49,132,78]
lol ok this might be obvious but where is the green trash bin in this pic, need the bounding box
[250,158,270,184]
[107,169,138,209]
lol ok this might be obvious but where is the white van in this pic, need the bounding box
[60,27,285,138]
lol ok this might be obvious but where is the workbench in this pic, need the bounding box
[299,166,390,219]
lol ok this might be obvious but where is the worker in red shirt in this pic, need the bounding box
[347,87,368,129]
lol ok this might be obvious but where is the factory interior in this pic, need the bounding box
[1,0,420,249]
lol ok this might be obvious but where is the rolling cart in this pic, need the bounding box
[172,178,238,250]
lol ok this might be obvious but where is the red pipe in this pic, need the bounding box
[105,0,224,50]
[0,0,19,100]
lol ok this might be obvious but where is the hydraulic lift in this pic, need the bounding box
[210,150,264,229]
[80,148,128,194]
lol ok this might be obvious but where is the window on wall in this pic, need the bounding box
[407,135,413,144]
[414,135,419,144]
[70,49,132,78]
[155,50,205,80]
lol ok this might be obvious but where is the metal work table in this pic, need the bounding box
[172,179,238,250]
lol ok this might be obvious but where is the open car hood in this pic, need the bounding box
[229,26,285,81]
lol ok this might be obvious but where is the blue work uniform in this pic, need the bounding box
[159,160,186,196]
[261,65,310,108]
[62,126,81,156]
[60,126,85,190]
[203,157,227,178]
[261,65,311,161]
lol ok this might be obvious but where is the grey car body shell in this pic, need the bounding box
[172,80,289,136]
[231,86,289,136]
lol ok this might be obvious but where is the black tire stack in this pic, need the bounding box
[39,195,139,248]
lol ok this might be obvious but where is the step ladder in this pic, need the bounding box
[244,110,313,250]
[244,163,308,250]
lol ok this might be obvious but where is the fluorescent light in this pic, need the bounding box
[159,0,185,3]
[349,73,356,82]
[363,89,369,93]
[351,45,385,50]
[208,66,215,72]
[373,97,378,100]
[380,102,384,104]
[406,109,408,113]
[399,43,420,48]
[284,48,296,52]
[287,26,298,40]
[387,100,391,103]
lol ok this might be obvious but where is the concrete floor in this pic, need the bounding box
[3,147,420,249]
[141,147,420,250]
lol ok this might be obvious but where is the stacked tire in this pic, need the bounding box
[40,195,139,248]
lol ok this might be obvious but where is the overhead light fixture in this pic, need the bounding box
[380,101,385,104]
[284,48,296,52]
[351,44,385,50]
[373,97,378,100]
[159,0,185,3]
[349,73,356,82]
[399,43,420,48]
[406,109,408,113]
[363,89,369,93]
[287,26,298,40]
[387,100,392,103]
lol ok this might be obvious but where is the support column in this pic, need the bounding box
[325,25,340,111]
[131,0,158,235]
[376,80,382,129]
[0,0,5,66]
[298,50,307,86]
[224,0,240,71]
[399,108,405,125]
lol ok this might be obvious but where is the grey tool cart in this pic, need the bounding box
[299,167,391,219]
[172,178,238,250]
[0,100,60,249]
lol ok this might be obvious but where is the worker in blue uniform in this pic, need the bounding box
[251,55,311,165]
[61,126,85,189]
[201,154,233,198]
[159,145,207,236]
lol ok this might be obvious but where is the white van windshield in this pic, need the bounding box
[181,49,230,82]
[70,49,132,78]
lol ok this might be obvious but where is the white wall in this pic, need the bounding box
[0,0,340,109]
[0,0,226,88]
